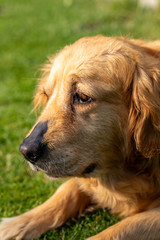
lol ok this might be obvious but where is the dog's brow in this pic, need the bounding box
[47,59,61,84]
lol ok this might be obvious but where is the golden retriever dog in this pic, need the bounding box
[0,35,160,240]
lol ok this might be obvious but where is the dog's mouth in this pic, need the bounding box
[82,163,98,175]
[29,159,98,177]
[28,162,43,172]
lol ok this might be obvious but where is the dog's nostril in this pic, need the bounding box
[26,152,39,162]
[19,142,42,163]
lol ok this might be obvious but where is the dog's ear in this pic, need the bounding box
[128,49,160,158]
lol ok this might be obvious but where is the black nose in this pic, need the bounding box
[19,141,43,163]
[20,121,48,163]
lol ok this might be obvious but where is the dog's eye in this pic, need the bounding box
[73,91,92,104]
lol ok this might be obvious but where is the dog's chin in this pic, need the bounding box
[45,173,66,180]
[28,161,98,178]
[28,162,69,178]
[45,165,98,179]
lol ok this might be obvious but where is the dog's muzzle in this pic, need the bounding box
[19,121,48,163]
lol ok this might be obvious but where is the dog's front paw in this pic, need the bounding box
[0,215,42,240]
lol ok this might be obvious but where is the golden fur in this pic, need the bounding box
[0,35,160,240]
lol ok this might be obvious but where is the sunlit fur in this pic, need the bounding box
[0,35,160,240]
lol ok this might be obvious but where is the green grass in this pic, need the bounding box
[0,0,160,239]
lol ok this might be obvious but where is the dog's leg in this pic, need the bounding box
[87,207,160,240]
[0,178,92,240]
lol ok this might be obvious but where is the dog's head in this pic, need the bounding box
[20,36,160,178]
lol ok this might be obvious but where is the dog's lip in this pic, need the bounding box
[28,162,47,173]
[28,162,39,171]
[28,161,61,177]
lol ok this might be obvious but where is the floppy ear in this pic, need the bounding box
[128,51,160,158]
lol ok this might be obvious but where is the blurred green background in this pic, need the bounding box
[0,0,160,239]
